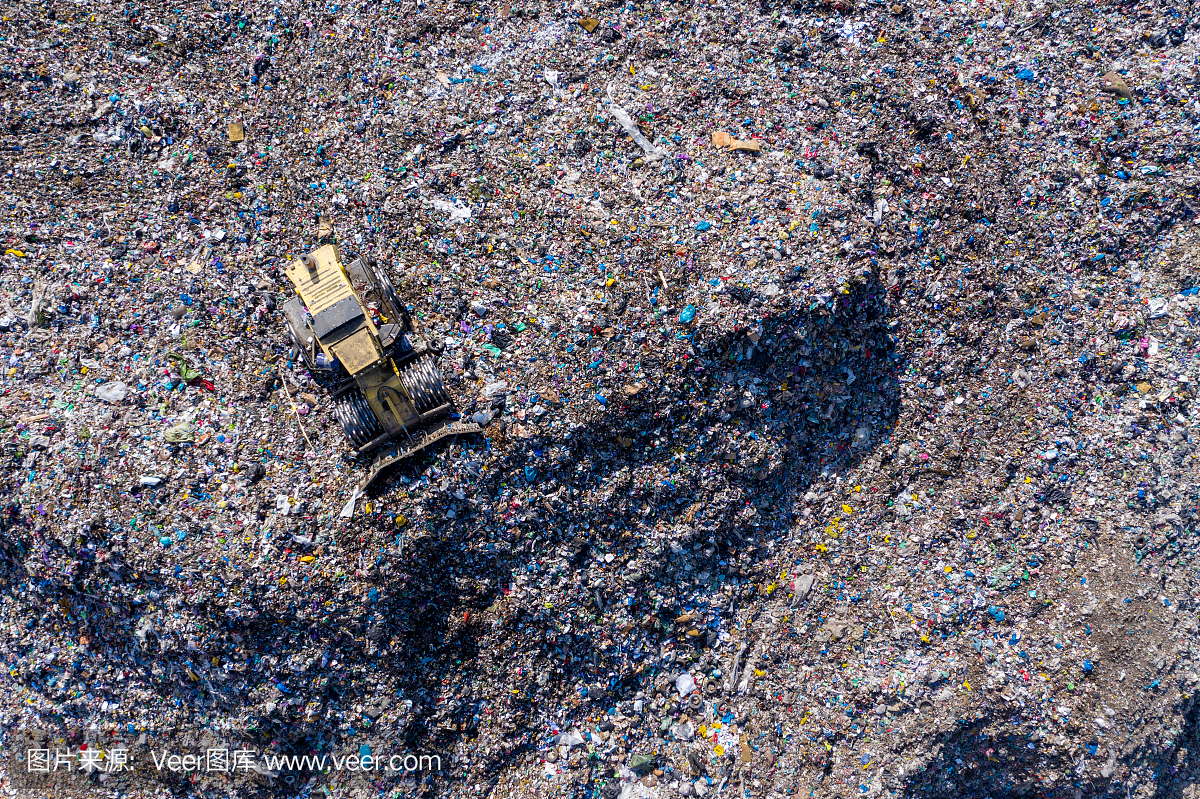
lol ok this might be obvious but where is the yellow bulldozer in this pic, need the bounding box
[281,244,480,489]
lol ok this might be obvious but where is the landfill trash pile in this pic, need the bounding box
[1,0,1200,797]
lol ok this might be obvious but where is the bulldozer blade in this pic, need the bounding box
[359,420,483,492]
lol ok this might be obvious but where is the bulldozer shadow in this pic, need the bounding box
[365,273,902,793]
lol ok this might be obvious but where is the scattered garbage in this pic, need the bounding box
[0,1,1197,798]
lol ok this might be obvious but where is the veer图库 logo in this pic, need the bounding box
[20,746,442,775]
[4,732,445,795]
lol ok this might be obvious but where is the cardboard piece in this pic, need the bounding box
[228,121,245,142]
[712,131,761,152]
[579,18,600,33]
